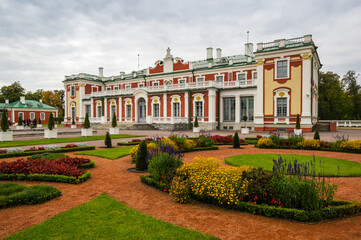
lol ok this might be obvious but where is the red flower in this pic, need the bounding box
[164,188,167,192]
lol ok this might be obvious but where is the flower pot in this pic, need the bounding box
[37,124,42,128]
[109,128,119,135]
[0,131,13,142]
[71,125,77,129]
[54,124,58,128]
[81,128,93,137]
[44,129,58,139]
[241,128,249,134]
[193,127,200,133]
[294,129,302,136]
[16,126,24,130]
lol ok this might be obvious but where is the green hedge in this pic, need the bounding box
[117,142,140,146]
[140,175,169,192]
[214,142,248,146]
[0,184,62,209]
[0,146,96,159]
[78,160,95,169]
[182,146,219,152]
[0,171,91,184]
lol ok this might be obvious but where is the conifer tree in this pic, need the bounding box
[83,113,90,129]
[136,140,148,171]
[1,109,9,132]
[111,112,117,128]
[233,132,240,148]
[105,132,112,148]
[48,113,55,130]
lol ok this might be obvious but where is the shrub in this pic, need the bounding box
[72,118,75,125]
[0,149,6,154]
[48,113,55,130]
[169,176,191,203]
[64,144,77,148]
[2,147,24,153]
[44,145,60,150]
[296,114,301,129]
[28,146,45,151]
[339,140,361,153]
[257,138,274,148]
[135,140,148,170]
[83,113,90,129]
[1,109,9,132]
[111,112,117,128]
[184,139,196,151]
[314,130,320,140]
[28,153,67,160]
[148,152,183,185]
[296,139,321,150]
[130,142,158,163]
[38,118,41,124]
[18,115,23,126]
[194,116,199,128]
[196,136,214,147]
[233,132,240,148]
[105,132,112,148]
[211,135,233,143]
[159,138,178,150]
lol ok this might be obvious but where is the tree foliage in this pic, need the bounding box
[0,82,25,103]
[342,70,361,119]
[42,90,64,117]
[105,132,112,148]
[83,113,90,129]
[25,89,43,101]
[111,112,117,128]
[1,109,9,132]
[233,132,240,148]
[48,113,55,130]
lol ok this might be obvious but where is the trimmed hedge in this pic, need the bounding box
[0,183,62,209]
[117,142,140,146]
[0,171,91,184]
[78,160,95,169]
[214,142,247,146]
[0,146,96,159]
[182,146,219,153]
[140,175,169,192]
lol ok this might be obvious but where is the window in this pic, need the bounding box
[276,60,288,78]
[40,113,45,121]
[223,97,235,122]
[153,82,159,87]
[111,105,116,118]
[18,112,24,121]
[70,86,75,97]
[277,98,287,117]
[240,96,254,121]
[106,87,111,91]
[126,105,132,118]
[197,77,204,82]
[126,85,131,89]
[114,86,119,90]
[173,102,180,117]
[216,75,223,82]
[30,112,35,120]
[253,72,257,79]
[179,79,186,87]
[153,103,160,117]
[71,107,75,119]
[195,101,203,117]
[165,81,172,87]
[238,73,246,81]
[139,83,144,88]
[85,105,91,117]
[97,106,102,117]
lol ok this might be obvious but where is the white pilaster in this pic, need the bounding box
[64,86,67,122]
[184,91,189,118]
[163,93,167,118]
[118,96,122,122]
[90,99,94,119]
[104,97,108,121]
[208,89,216,122]
[301,56,312,124]
[254,61,264,124]
[79,84,85,120]
[235,95,240,125]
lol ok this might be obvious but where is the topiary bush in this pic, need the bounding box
[38,118,41,124]
[83,113,90,129]
[48,113,55,130]
[194,116,199,128]
[233,132,240,148]
[72,118,75,125]
[111,112,117,128]
[314,130,320,140]
[18,115,23,126]
[296,114,301,129]
[1,109,9,132]
[136,140,148,171]
[105,132,112,148]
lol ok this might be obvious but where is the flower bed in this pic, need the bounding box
[0,156,93,183]
[211,135,247,145]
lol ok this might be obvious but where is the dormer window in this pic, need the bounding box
[114,86,119,90]
[165,81,172,87]
[153,82,159,87]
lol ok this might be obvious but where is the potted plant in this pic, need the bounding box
[37,118,42,128]
[16,115,24,130]
[0,109,13,142]
[109,112,119,135]
[294,114,302,136]
[81,113,92,136]
[241,115,249,134]
[193,116,200,133]
[71,118,76,128]
[44,113,57,139]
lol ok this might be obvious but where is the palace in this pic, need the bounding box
[63,34,321,132]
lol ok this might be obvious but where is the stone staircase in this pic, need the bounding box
[313,122,330,132]
[93,122,157,130]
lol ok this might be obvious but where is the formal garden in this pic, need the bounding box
[1,131,361,239]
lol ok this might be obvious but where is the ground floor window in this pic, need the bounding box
[111,105,116,118]
[18,112,24,121]
[223,97,235,122]
[240,96,254,121]
[40,112,45,121]
[195,101,203,117]
[30,112,35,120]
[97,106,102,118]
[277,97,287,117]
[71,107,76,120]
[173,102,180,117]
[153,103,159,117]
[126,105,132,118]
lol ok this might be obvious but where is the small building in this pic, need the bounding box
[0,96,58,124]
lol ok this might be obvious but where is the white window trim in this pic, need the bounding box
[109,99,117,117]
[165,80,172,87]
[95,100,102,118]
[215,74,224,82]
[125,84,131,89]
[138,82,145,88]
[114,86,119,90]
[192,93,204,119]
[152,81,159,86]
[40,112,45,121]
[106,86,111,91]
[29,112,35,120]
[275,58,290,79]
[124,98,133,120]
[70,85,76,97]
[170,95,181,117]
[273,88,290,124]
[18,112,24,121]
[150,96,161,117]
[236,72,246,81]
[196,77,204,82]
[253,71,257,80]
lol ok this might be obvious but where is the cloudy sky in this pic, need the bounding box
[0,0,360,91]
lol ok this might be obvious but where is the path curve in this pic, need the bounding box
[1,145,361,240]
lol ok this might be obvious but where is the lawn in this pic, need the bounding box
[4,194,218,240]
[0,134,142,148]
[225,154,361,177]
[76,146,134,160]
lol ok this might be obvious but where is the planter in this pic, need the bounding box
[81,128,93,137]
[294,129,302,136]
[71,125,77,129]
[16,126,24,130]
[44,129,58,139]
[37,124,42,128]
[193,127,200,133]
[109,128,119,135]
[54,125,58,128]
[0,131,13,142]
[241,128,249,134]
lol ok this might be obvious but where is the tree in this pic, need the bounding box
[18,115,23,126]
[342,70,361,119]
[194,116,199,128]
[0,82,25,103]
[48,113,55,130]
[242,115,248,128]
[105,132,112,148]
[1,109,9,132]
[38,118,42,125]
[72,118,75,125]
[25,89,43,101]
[313,130,320,140]
[233,132,240,148]
[136,140,148,171]
[111,112,117,128]
[83,113,90,129]
[295,114,300,129]
[42,90,64,118]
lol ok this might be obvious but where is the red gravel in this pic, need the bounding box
[0,145,361,240]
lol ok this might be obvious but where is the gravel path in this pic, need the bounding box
[1,145,361,240]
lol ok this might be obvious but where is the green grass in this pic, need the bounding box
[0,134,143,148]
[4,194,218,240]
[76,146,134,160]
[225,154,361,177]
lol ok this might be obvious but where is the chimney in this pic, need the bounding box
[5,99,9,104]
[99,67,104,77]
[245,43,254,56]
[206,47,213,60]
[39,99,42,103]
[20,96,25,104]
[216,48,222,59]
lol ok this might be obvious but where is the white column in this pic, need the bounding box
[79,84,85,120]
[254,62,264,124]
[301,57,312,124]
[184,92,189,118]
[235,95,240,129]
[64,86,68,122]
[11,109,15,123]
[163,93,167,119]
[208,89,216,122]
[90,99,94,121]
[104,97,108,121]
[118,97,122,122]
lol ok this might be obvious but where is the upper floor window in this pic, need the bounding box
[153,82,159,87]
[197,77,204,83]
[114,86,119,90]
[253,72,257,79]
[70,86,75,97]
[238,73,246,81]
[139,83,144,88]
[216,75,223,82]
[276,60,288,78]
[106,87,111,91]
[165,81,172,87]
[179,79,186,85]
[125,85,131,89]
